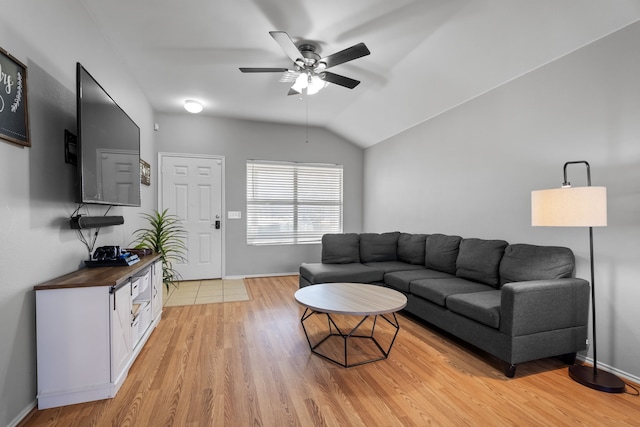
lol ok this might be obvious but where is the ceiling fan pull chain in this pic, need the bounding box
[305,92,309,144]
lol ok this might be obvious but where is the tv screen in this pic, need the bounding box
[76,63,141,207]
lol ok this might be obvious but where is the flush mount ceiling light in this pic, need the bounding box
[184,100,203,113]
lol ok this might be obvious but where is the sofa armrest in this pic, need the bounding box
[499,278,590,336]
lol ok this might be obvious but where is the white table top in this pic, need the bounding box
[294,283,407,316]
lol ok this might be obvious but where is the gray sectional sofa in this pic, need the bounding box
[299,232,590,377]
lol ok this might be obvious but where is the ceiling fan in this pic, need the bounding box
[240,31,370,95]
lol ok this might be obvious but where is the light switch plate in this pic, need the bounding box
[227,211,242,219]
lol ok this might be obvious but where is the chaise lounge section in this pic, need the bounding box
[299,232,590,377]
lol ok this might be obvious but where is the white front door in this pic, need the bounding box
[160,154,224,280]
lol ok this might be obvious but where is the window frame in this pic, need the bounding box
[246,160,344,246]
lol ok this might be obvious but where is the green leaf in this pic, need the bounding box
[130,209,187,291]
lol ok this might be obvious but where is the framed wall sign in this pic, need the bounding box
[0,47,30,147]
[140,159,151,186]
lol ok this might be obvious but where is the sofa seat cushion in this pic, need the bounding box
[410,277,495,307]
[446,290,502,329]
[299,262,384,285]
[384,269,455,293]
[456,238,508,288]
[363,261,425,274]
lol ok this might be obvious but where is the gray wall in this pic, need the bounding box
[154,114,364,277]
[0,2,156,425]
[2,0,638,424]
[364,22,640,381]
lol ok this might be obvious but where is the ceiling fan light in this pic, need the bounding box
[291,73,308,93]
[184,100,203,113]
[307,75,327,95]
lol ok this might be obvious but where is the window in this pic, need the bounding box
[246,160,343,245]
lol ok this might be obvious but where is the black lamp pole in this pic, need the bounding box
[564,161,625,393]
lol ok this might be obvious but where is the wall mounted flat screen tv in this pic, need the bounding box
[76,63,141,206]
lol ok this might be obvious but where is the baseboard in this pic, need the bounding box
[225,272,298,280]
[575,354,640,386]
[8,400,36,427]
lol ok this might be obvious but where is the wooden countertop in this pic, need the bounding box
[34,253,161,290]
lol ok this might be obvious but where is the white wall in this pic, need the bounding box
[154,114,364,277]
[364,21,640,381]
[0,2,155,425]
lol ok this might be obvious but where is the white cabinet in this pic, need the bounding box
[35,286,112,405]
[110,280,133,383]
[35,254,162,409]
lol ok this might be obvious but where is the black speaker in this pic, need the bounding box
[70,215,125,229]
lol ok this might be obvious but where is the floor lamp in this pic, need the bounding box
[531,160,625,393]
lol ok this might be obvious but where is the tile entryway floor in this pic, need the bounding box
[163,279,250,307]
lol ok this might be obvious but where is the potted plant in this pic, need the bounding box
[131,209,187,291]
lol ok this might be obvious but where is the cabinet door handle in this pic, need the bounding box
[111,280,130,292]
[110,280,130,310]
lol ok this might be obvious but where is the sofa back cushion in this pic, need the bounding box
[425,234,462,274]
[456,238,508,287]
[360,232,400,263]
[499,244,575,285]
[322,233,360,264]
[397,233,428,265]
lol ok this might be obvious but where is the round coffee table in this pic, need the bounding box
[294,283,407,367]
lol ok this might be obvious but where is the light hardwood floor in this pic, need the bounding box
[21,276,640,426]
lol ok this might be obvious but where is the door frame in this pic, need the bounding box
[157,152,226,279]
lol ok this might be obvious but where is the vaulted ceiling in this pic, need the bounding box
[81,0,640,148]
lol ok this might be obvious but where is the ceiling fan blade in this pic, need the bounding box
[239,67,289,73]
[322,72,361,89]
[279,70,300,83]
[320,43,370,69]
[254,0,312,37]
[269,31,302,64]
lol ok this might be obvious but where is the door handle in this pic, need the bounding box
[215,220,221,229]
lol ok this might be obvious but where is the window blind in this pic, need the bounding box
[246,160,343,245]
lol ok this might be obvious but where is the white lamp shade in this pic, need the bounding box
[531,186,607,227]
[291,74,327,95]
[307,75,327,95]
[291,74,308,93]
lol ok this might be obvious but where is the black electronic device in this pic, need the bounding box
[85,246,140,267]
[76,63,141,207]
[92,245,121,260]
[70,215,124,229]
